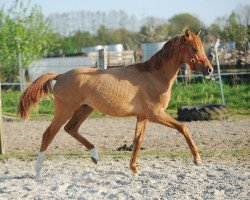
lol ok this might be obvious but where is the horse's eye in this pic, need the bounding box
[193,48,198,53]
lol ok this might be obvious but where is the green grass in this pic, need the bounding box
[0,149,249,161]
[1,81,250,118]
[169,80,250,110]
[1,90,104,118]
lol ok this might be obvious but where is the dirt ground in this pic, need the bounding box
[1,117,250,199]
[2,117,250,153]
[0,157,249,200]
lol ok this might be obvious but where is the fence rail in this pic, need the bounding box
[1,71,250,87]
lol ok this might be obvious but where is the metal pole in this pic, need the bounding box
[0,82,4,154]
[18,52,24,92]
[214,39,225,105]
[97,48,107,69]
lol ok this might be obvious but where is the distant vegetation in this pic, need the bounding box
[48,5,250,56]
[2,82,250,118]
[0,0,57,83]
[0,0,249,83]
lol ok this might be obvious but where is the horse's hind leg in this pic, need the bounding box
[35,99,74,178]
[130,117,148,173]
[64,105,98,163]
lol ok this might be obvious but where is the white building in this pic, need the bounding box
[28,56,93,81]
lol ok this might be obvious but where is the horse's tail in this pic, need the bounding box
[17,73,58,120]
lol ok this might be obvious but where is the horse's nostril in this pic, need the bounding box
[208,68,213,74]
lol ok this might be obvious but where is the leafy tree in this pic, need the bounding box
[96,25,114,45]
[138,17,169,43]
[112,28,138,49]
[224,12,248,48]
[236,5,250,28]
[209,23,223,39]
[0,0,58,82]
[95,26,139,49]
[168,13,203,36]
[57,31,96,54]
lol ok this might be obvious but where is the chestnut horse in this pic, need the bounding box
[18,29,213,178]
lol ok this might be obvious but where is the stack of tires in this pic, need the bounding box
[177,104,228,121]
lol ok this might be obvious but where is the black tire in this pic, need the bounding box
[177,104,228,121]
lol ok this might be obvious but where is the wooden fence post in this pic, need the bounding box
[0,82,4,154]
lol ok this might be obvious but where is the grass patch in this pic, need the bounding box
[1,149,249,161]
[1,81,250,119]
[169,80,250,110]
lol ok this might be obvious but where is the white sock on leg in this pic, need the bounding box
[91,147,98,163]
[35,151,46,178]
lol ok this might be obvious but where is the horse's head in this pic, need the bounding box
[180,29,213,76]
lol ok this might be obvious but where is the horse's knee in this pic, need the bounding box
[64,123,77,136]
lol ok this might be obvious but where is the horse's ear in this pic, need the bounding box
[185,28,191,39]
[196,29,202,36]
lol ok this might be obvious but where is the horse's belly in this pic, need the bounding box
[78,72,145,117]
[86,94,140,117]
[85,86,142,117]
[93,103,133,117]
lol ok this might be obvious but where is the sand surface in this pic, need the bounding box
[0,118,249,199]
[2,118,250,152]
[0,157,249,199]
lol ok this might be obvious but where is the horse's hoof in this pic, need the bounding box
[194,159,202,166]
[34,174,43,181]
[130,165,139,173]
[91,157,98,164]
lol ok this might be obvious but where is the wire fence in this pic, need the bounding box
[1,71,250,88]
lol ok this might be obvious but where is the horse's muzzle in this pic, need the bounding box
[202,66,213,76]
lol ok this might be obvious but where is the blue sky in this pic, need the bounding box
[1,0,249,26]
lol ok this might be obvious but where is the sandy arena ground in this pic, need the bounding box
[0,117,250,199]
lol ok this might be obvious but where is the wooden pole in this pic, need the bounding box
[0,82,4,154]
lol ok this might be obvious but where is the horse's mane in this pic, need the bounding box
[134,35,184,72]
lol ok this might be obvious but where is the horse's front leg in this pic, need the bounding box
[149,110,202,165]
[130,117,148,173]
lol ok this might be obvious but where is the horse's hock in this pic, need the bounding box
[177,104,228,121]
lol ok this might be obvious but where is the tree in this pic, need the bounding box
[168,13,203,36]
[209,23,223,39]
[96,25,114,45]
[61,31,96,54]
[95,26,138,49]
[236,5,250,28]
[138,17,169,43]
[0,0,58,82]
[236,5,250,41]
[112,28,138,49]
[224,12,248,49]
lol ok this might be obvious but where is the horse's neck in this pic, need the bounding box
[152,54,181,92]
